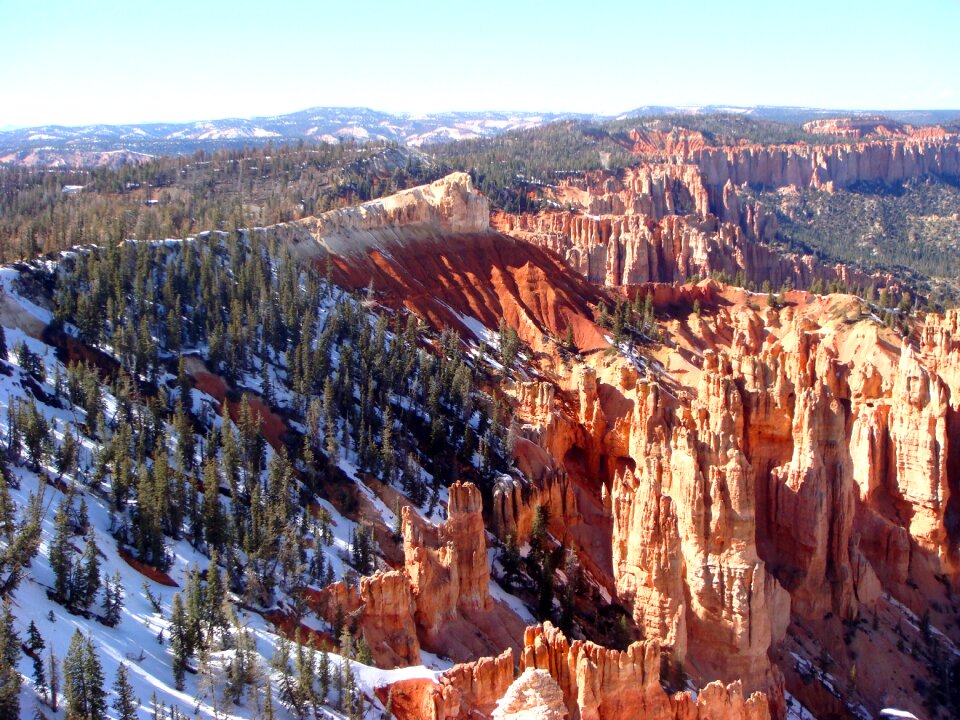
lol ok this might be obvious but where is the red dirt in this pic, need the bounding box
[263,608,337,651]
[322,231,609,353]
[118,546,178,587]
[190,371,289,452]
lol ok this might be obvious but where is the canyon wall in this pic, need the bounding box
[496,135,960,292]
[270,171,960,717]
[694,137,960,194]
[380,622,774,720]
[503,289,960,718]
[494,209,894,293]
[309,481,525,668]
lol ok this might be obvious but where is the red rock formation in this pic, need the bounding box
[306,483,526,669]
[494,196,896,294]
[520,623,773,720]
[380,623,773,720]
[496,285,960,718]
[620,127,710,156]
[306,570,421,668]
[801,117,920,139]
[604,354,789,696]
[376,648,515,720]
[695,137,960,192]
[493,668,568,719]
[266,173,610,355]
[493,135,960,294]
[264,173,960,718]
[921,309,960,403]
[402,481,492,638]
[402,481,528,662]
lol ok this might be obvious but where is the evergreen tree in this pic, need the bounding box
[27,621,47,704]
[169,593,188,690]
[498,534,521,591]
[498,319,520,374]
[112,664,139,720]
[269,635,297,715]
[204,554,228,642]
[317,650,330,703]
[201,458,224,552]
[0,599,21,720]
[293,632,316,713]
[0,477,43,598]
[103,570,124,626]
[50,500,73,604]
[47,650,59,712]
[74,529,102,611]
[63,630,107,720]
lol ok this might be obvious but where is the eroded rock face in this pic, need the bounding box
[695,138,960,192]
[308,482,526,669]
[400,481,528,662]
[519,623,773,720]
[403,481,492,639]
[376,648,515,720]
[281,171,490,258]
[266,173,610,356]
[800,116,929,139]
[605,352,788,696]
[493,136,960,293]
[307,570,420,668]
[494,200,894,294]
[269,170,960,718]
[502,286,960,719]
[493,669,568,720]
[380,623,773,720]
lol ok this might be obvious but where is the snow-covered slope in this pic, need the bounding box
[0,234,527,718]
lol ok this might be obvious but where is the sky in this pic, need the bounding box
[1,0,958,128]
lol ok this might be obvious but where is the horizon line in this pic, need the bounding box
[3,102,960,133]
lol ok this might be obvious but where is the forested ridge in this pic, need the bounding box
[0,229,537,718]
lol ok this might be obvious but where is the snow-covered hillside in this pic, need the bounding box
[0,232,526,719]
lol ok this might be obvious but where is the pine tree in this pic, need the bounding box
[498,319,520,374]
[0,599,21,720]
[269,635,296,714]
[112,664,139,720]
[103,570,124,626]
[50,500,73,604]
[356,635,372,666]
[529,505,548,558]
[63,630,106,720]
[317,650,330,702]
[0,477,43,599]
[27,621,47,704]
[263,675,276,720]
[204,554,228,642]
[293,631,316,712]
[498,534,521,591]
[169,593,188,690]
[201,458,224,552]
[56,430,78,479]
[74,528,102,611]
[380,402,394,481]
[47,650,59,712]
[260,362,274,405]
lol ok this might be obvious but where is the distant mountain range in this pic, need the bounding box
[2,105,958,168]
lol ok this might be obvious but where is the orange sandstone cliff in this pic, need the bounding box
[266,170,960,719]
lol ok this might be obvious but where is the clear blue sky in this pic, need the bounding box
[1,0,958,127]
